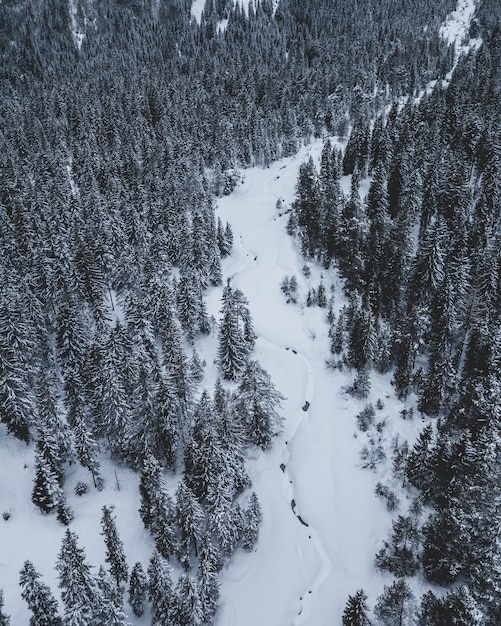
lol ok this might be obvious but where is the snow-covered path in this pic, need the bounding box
[206,144,395,625]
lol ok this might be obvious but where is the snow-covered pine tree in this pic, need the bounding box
[147,552,174,626]
[341,589,371,626]
[128,562,148,618]
[171,574,204,626]
[175,479,206,570]
[0,590,9,626]
[56,529,103,625]
[241,491,262,551]
[95,566,131,626]
[197,534,222,623]
[374,579,415,626]
[139,455,176,559]
[19,560,62,626]
[217,282,254,380]
[236,360,284,450]
[100,505,128,589]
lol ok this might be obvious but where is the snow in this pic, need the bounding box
[0,139,424,624]
[206,142,424,625]
[68,0,86,50]
[1,2,482,620]
[440,0,482,63]
[191,0,279,25]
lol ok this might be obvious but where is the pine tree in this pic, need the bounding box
[175,479,206,570]
[73,409,102,488]
[342,589,371,626]
[95,566,131,626]
[374,515,420,577]
[241,491,262,551]
[198,534,222,623]
[147,552,174,626]
[217,282,254,380]
[128,562,147,618]
[56,529,103,625]
[374,579,415,626]
[418,586,482,626]
[100,505,128,589]
[19,560,62,626]
[138,455,175,558]
[0,590,9,626]
[171,574,204,626]
[31,447,63,515]
[236,360,284,450]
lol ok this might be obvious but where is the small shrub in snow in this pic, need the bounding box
[75,482,89,497]
[356,403,375,432]
[400,407,414,420]
[375,419,387,434]
[280,275,298,304]
[360,441,386,470]
[376,398,384,410]
[2,510,11,521]
[375,482,399,511]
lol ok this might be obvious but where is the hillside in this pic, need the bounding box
[0,0,500,624]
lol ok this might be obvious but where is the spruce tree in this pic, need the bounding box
[100,505,128,589]
[147,552,174,626]
[374,579,415,626]
[171,574,204,626]
[19,560,62,626]
[236,360,284,450]
[241,492,262,551]
[128,562,148,618]
[342,589,371,626]
[56,529,103,625]
[0,590,9,626]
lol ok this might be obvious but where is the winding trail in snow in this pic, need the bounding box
[212,142,343,625]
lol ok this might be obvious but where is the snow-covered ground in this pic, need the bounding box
[0,1,481,622]
[203,142,424,625]
[440,0,482,63]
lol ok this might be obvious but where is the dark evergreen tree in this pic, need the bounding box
[418,586,481,626]
[19,560,62,626]
[55,530,103,625]
[241,492,262,551]
[291,157,322,257]
[171,574,204,626]
[95,566,130,626]
[138,455,176,559]
[342,589,371,626]
[147,552,174,626]
[175,479,206,570]
[73,409,102,488]
[375,515,420,577]
[236,360,284,450]
[217,282,254,380]
[128,562,147,618]
[197,534,222,624]
[374,579,415,626]
[100,505,128,589]
[0,590,9,626]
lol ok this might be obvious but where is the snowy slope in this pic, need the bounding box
[0,1,481,622]
[204,143,425,625]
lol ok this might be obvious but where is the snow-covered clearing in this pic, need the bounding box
[202,143,425,625]
[440,0,482,63]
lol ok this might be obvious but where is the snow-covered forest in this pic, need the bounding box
[0,0,500,624]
